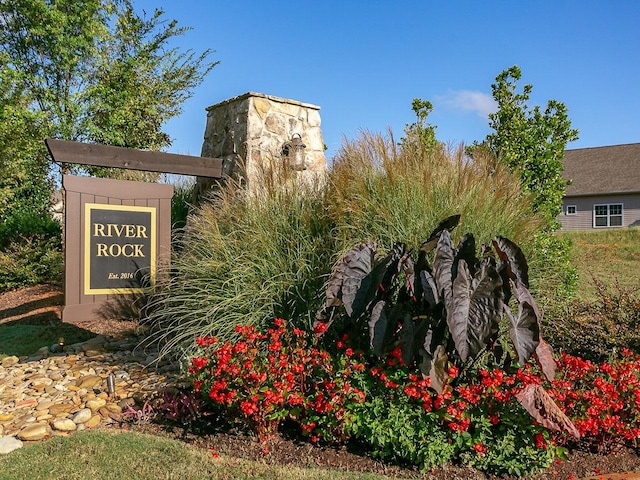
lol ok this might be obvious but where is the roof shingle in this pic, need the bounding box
[563,143,640,197]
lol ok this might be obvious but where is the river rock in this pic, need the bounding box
[86,398,107,412]
[52,419,76,432]
[1,356,19,368]
[71,408,92,424]
[17,423,48,441]
[85,415,101,429]
[48,404,73,416]
[77,375,102,389]
[0,436,23,454]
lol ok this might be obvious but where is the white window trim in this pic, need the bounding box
[593,203,624,228]
[566,205,577,215]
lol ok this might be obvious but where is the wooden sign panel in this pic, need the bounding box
[62,175,173,323]
[84,203,156,295]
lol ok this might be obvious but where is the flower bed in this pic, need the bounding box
[184,318,640,476]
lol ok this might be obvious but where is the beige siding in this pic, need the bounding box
[560,193,640,230]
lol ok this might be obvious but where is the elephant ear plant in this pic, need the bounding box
[315,216,579,439]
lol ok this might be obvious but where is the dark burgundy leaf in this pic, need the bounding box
[506,298,540,366]
[492,236,529,288]
[398,314,429,367]
[448,260,503,361]
[368,300,388,357]
[429,345,449,395]
[420,214,461,253]
[419,269,439,309]
[453,233,477,280]
[433,230,456,311]
[319,242,376,318]
[351,243,405,320]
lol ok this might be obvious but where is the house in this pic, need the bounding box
[559,143,640,230]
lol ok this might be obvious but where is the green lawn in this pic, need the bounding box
[0,430,392,480]
[558,227,640,301]
[0,322,95,359]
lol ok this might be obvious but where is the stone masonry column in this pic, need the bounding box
[195,92,326,200]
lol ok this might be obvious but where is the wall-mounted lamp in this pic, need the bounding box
[282,133,307,170]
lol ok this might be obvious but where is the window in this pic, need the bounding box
[566,205,577,215]
[594,203,623,227]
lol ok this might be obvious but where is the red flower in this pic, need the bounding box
[473,443,487,455]
[192,357,208,370]
[313,322,329,334]
[534,433,547,449]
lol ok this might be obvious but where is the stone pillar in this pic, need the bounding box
[196,92,326,200]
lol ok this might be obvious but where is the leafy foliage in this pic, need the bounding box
[471,65,579,228]
[0,0,215,290]
[316,223,549,383]
[313,220,580,441]
[143,168,334,359]
[188,320,580,475]
[545,278,640,363]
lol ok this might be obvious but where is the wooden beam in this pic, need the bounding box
[46,139,223,178]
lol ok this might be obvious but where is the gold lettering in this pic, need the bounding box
[136,225,147,238]
[95,243,145,257]
[112,224,125,237]
[95,223,148,237]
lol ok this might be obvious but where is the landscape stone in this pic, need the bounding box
[71,408,92,424]
[48,404,73,416]
[85,415,101,429]
[52,419,77,432]
[77,375,103,389]
[0,333,181,444]
[86,398,107,412]
[1,356,19,368]
[17,423,48,441]
[0,436,23,455]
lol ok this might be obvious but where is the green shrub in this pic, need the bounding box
[0,234,62,291]
[188,322,560,475]
[544,279,640,362]
[345,387,456,470]
[527,232,577,313]
[328,131,544,252]
[144,165,335,358]
[145,128,550,360]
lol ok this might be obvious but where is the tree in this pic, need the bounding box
[401,98,438,151]
[0,53,52,231]
[0,0,217,287]
[473,66,579,229]
[0,0,217,179]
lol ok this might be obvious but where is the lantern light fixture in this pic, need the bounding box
[282,133,307,170]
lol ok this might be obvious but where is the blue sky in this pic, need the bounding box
[137,0,640,162]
